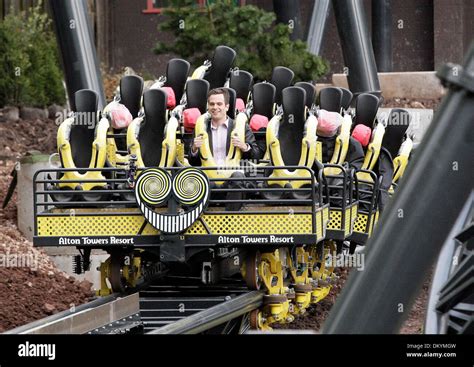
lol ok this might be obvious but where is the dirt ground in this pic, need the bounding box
[0,119,95,333]
[0,92,437,333]
[382,97,441,110]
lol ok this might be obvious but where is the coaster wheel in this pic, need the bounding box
[249,309,262,330]
[109,253,126,293]
[244,250,262,290]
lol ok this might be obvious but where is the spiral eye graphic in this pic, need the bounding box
[136,168,171,206]
[172,168,208,205]
[135,168,210,234]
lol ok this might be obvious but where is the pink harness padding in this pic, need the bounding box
[161,87,176,109]
[317,109,343,137]
[183,108,201,132]
[352,124,372,147]
[235,98,246,112]
[108,102,133,129]
[249,114,269,132]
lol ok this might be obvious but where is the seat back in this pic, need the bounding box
[186,79,210,114]
[139,89,168,167]
[295,82,316,109]
[229,70,253,102]
[116,75,144,151]
[382,108,411,158]
[204,45,236,89]
[280,86,307,166]
[319,87,343,113]
[339,87,353,110]
[271,66,294,105]
[252,82,276,119]
[120,75,144,118]
[354,93,380,128]
[70,89,99,168]
[223,87,237,119]
[165,58,190,104]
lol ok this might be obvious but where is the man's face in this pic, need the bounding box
[208,94,229,121]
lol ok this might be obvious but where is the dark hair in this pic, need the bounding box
[207,88,229,105]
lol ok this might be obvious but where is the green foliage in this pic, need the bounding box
[154,0,329,82]
[0,2,66,108]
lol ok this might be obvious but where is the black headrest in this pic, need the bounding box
[282,86,306,125]
[229,70,253,101]
[252,83,276,119]
[71,89,99,168]
[75,89,98,115]
[382,109,411,158]
[223,87,237,120]
[279,87,306,166]
[354,93,380,128]
[120,75,144,118]
[143,89,168,131]
[339,87,353,110]
[294,82,316,109]
[204,45,237,89]
[140,89,168,167]
[318,87,343,112]
[271,66,294,105]
[186,79,210,114]
[165,58,190,104]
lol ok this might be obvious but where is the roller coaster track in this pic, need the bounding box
[5,278,263,335]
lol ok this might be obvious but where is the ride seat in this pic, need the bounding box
[249,82,276,159]
[271,66,294,106]
[164,58,190,105]
[223,87,237,119]
[54,89,109,203]
[294,82,316,109]
[354,93,383,183]
[339,87,353,110]
[229,69,253,104]
[106,75,144,165]
[186,78,210,115]
[318,87,343,113]
[383,108,413,194]
[128,88,176,168]
[264,86,318,197]
[203,45,237,89]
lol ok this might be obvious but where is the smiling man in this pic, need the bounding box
[189,88,259,166]
[188,88,260,211]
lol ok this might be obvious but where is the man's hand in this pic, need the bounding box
[192,135,204,153]
[231,136,249,152]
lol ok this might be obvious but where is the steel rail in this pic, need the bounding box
[149,290,264,334]
[5,293,139,335]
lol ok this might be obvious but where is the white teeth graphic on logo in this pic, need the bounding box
[135,168,210,234]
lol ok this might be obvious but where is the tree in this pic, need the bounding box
[0,2,65,107]
[154,0,329,82]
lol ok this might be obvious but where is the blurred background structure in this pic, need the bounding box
[2,0,471,77]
